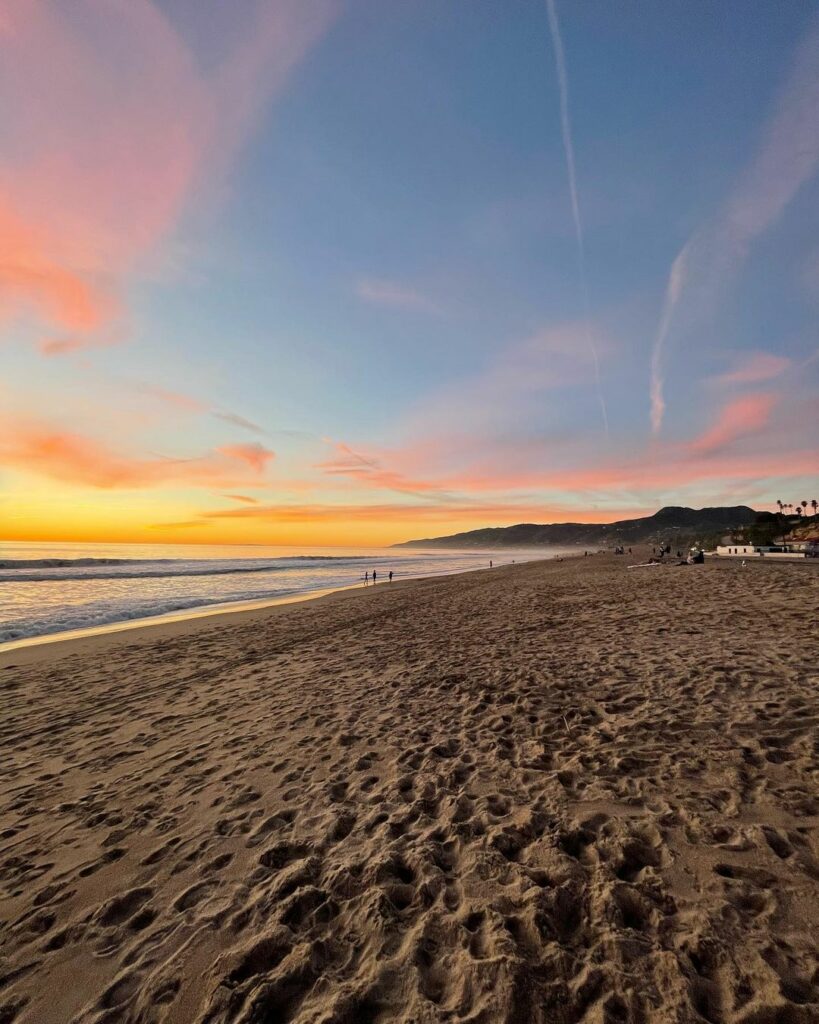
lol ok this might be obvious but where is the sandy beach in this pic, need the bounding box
[1,553,817,1024]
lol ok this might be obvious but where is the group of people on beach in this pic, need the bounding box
[362,557,499,589]
[362,570,393,585]
[648,544,705,565]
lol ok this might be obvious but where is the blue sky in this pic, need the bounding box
[2,0,817,544]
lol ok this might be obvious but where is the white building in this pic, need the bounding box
[715,544,806,559]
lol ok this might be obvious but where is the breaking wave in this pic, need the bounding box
[0,555,369,583]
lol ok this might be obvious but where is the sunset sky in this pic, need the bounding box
[2,0,818,547]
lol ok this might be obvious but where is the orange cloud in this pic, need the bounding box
[0,201,115,342]
[222,494,261,505]
[0,0,337,353]
[216,443,275,473]
[148,521,212,530]
[0,416,273,489]
[202,501,641,526]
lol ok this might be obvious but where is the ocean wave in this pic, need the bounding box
[0,592,285,643]
[0,554,382,582]
[0,564,290,583]
[0,557,151,569]
[0,554,371,572]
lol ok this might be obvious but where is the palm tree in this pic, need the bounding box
[801,501,808,518]
[811,499,818,518]
[796,506,803,518]
[776,499,784,514]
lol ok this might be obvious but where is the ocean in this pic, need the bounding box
[0,540,559,645]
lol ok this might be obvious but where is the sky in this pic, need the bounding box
[2,0,818,547]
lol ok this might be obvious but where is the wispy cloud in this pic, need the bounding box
[0,0,338,354]
[139,384,266,434]
[307,323,614,507]
[213,411,266,435]
[317,441,456,501]
[688,392,777,455]
[404,321,610,440]
[355,277,440,313]
[545,0,608,434]
[140,385,208,414]
[650,243,690,433]
[215,443,275,473]
[310,384,811,513]
[649,11,819,432]
[0,415,274,489]
[708,352,791,387]
[221,494,261,505]
[148,520,212,530]
[199,500,635,527]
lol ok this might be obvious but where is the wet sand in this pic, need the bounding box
[1,554,817,1023]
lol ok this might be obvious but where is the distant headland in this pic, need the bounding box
[393,505,763,549]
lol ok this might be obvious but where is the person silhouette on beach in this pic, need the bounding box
[364,571,369,585]
[389,570,393,582]
[372,570,377,584]
[489,560,493,568]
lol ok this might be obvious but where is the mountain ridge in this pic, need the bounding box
[393,505,759,549]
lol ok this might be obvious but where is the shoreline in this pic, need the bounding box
[0,557,555,666]
[3,550,814,665]
[3,549,814,663]
[0,554,560,659]
[0,581,363,657]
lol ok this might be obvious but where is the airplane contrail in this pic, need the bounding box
[650,242,690,434]
[545,0,609,435]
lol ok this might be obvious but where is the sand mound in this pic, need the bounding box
[1,555,817,1022]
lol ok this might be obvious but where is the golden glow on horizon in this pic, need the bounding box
[0,475,648,547]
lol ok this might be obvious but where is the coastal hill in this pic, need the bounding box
[394,505,759,549]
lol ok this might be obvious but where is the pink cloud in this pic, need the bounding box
[216,443,275,473]
[317,441,453,500]
[311,389,812,510]
[708,352,791,386]
[688,393,777,455]
[0,0,337,353]
[0,201,116,344]
[141,386,209,414]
